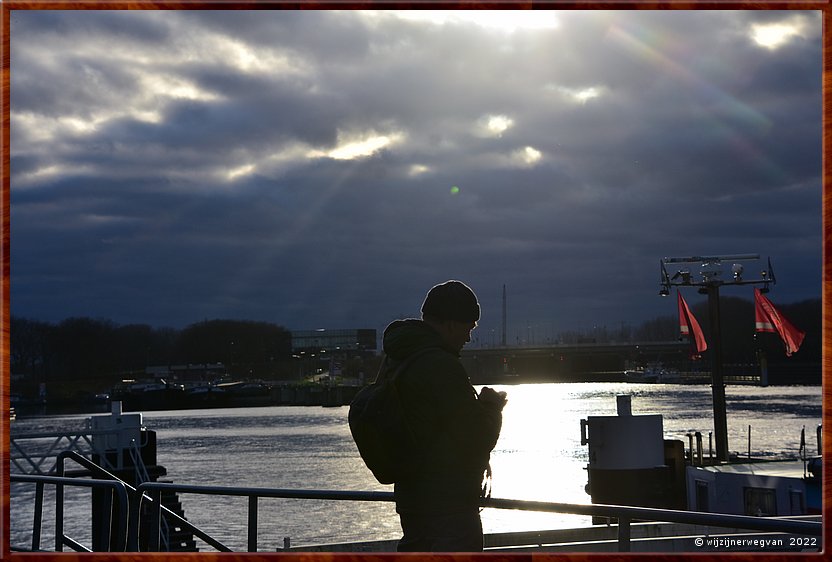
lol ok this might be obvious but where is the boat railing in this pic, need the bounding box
[12,454,823,553]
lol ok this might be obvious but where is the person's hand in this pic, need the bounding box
[479,386,508,410]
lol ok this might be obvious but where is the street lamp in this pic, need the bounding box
[659,254,775,463]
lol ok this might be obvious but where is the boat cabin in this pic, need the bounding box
[686,457,821,516]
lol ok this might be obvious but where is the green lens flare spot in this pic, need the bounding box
[450,186,460,195]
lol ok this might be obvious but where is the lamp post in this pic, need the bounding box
[659,254,774,463]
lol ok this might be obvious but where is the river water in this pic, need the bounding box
[9,382,822,551]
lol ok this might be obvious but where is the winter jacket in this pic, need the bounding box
[382,319,503,514]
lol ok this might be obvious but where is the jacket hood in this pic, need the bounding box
[382,319,454,360]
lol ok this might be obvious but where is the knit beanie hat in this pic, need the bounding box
[421,280,480,322]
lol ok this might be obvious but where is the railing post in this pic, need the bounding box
[55,454,64,551]
[248,495,258,552]
[111,481,130,552]
[147,488,163,551]
[617,517,631,552]
[32,481,44,551]
[128,486,143,551]
[55,482,64,551]
[92,487,115,551]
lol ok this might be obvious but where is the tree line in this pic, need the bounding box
[11,317,292,383]
[11,295,820,384]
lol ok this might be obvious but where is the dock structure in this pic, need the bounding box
[11,402,197,552]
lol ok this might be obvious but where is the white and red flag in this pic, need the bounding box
[755,288,805,356]
[677,292,707,355]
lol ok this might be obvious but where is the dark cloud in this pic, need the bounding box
[9,10,822,340]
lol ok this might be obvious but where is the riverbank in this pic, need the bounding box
[12,382,363,417]
[11,359,821,418]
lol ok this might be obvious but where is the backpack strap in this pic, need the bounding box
[378,347,441,446]
[375,347,440,384]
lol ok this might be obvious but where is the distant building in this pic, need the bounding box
[291,329,377,355]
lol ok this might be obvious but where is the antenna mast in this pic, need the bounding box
[502,284,507,347]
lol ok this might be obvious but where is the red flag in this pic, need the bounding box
[755,288,805,356]
[678,292,707,354]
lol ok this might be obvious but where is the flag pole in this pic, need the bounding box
[660,254,773,465]
[706,284,730,463]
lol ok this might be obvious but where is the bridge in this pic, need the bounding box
[461,341,696,384]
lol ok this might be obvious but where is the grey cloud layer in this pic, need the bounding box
[10,10,822,335]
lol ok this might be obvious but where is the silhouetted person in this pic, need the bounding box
[381,280,507,552]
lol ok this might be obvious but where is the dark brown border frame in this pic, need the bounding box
[1,2,828,561]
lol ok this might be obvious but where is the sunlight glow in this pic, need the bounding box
[227,163,257,181]
[487,115,513,136]
[13,110,157,142]
[408,164,431,177]
[573,87,601,104]
[60,116,98,134]
[363,10,561,33]
[550,85,604,104]
[750,22,804,50]
[17,164,65,182]
[132,109,164,124]
[14,162,95,188]
[310,132,403,160]
[211,34,308,76]
[139,74,222,102]
[513,146,542,166]
[474,114,514,138]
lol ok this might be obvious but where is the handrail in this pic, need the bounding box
[55,451,226,552]
[481,497,822,551]
[11,474,129,552]
[135,483,397,552]
[481,497,822,536]
[135,481,822,552]
[14,453,823,553]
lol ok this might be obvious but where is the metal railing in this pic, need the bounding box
[12,456,824,553]
[481,497,822,552]
[56,451,179,551]
[136,481,822,553]
[136,483,399,552]
[11,451,181,552]
[10,473,129,552]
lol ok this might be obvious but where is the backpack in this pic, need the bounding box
[348,349,434,484]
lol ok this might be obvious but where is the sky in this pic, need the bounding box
[7,9,823,345]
